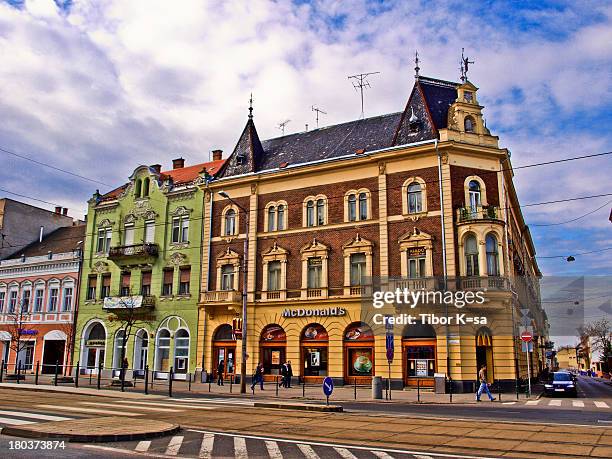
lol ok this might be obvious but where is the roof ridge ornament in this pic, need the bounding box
[460,48,474,83]
[248,93,253,120]
[414,50,420,79]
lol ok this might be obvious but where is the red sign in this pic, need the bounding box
[521,331,533,342]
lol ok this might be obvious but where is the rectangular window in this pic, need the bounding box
[141,271,152,296]
[359,193,368,220]
[348,195,356,222]
[306,202,315,227]
[21,290,31,312]
[87,276,97,300]
[123,224,135,246]
[277,205,285,231]
[34,289,44,312]
[120,272,131,296]
[97,228,105,253]
[62,287,73,312]
[162,268,174,296]
[408,256,426,278]
[350,253,367,286]
[307,257,322,289]
[221,264,234,291]
[0,291,5,312]
[316,200,325,226]
[181,217,189,242]
[268,207,276,232]
[101,275,111,299]
[144,220,155,243]
[48,288,58,312]
[179,267,191,295]
[8,291,17,313]
[172,217,188,243]
[172,217,180,243]
[268,261,281,291]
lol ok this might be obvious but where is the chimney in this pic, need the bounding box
[54,206,62,214]
[62,208,68,216]
[172,158,185,169]
[212,150,223,161]
[150,164,162,174]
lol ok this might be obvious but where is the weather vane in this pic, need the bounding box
[248,93,254,119]
[460,48,474,82]
[414,50,420,78]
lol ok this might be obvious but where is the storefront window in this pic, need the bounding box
[406,346,435,377]
[260,324,286,376]
[174,329,190,373]
[301,324,328,378]
[344,322,374,380]
[156,329,171,372]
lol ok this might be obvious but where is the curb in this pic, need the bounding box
[1,423,181,443]
[254,402,343,412]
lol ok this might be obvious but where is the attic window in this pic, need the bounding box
[236,154,246,166]
[464,116,475,133]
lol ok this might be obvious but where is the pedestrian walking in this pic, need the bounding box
[476,364,495,401]
[217,359,225,386]
[279,362,287,388]
[286,360,293,388]
[251,362,264,391]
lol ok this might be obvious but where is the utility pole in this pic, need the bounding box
[348,71,380,117]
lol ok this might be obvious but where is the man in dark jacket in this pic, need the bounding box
[286,361,293,388]
[217,359,225,386]
[279,363,287,387]
[251,362,264,391]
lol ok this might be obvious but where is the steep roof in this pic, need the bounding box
[5,225,86,258]
[219,75,458,177]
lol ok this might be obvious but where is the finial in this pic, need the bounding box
[409,107,418,123]
[460,48,474,83]
[248,93,253,120]
[414,50,420,79]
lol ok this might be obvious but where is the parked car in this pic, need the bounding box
[544,371,578,397]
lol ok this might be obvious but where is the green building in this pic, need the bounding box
[74,155,224,379]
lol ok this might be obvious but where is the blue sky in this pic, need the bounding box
[0,0,610,284]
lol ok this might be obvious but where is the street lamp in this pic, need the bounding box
[218,190,249,394]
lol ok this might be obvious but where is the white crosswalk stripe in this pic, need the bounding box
[525,400,540,405]
[572,400,584,407]
[371,451,395,459]
[548,399,562,406]
[234,436,248,459]
[334,447,358,459]
[80,401,181,413]
[297,444,320,459]
[134,441,150,452]
[0,410,72,422]
[199,433,215,459]
[174,397,254,406]
[165,435,183,456]
[36,404,141,417]
[265,440,283,459]
[0,416,35,425]
[594,401,610,408]
[114,400,214,411]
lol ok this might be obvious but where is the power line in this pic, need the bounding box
[531,199,612,226]
[0,146,110,186]
[536,247,612,259]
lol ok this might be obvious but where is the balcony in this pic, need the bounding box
[103,294,155,310]
[108,243,159,266]
[204,290,242,304]
[458,276,510,291]
[391,277,439,291]
[456,206,503,223]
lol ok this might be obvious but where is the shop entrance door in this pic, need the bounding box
[261,347,285,379]
[42,340,65,374]
[85,347,105,374]
[403,340,436,387]
[213,345,236,380]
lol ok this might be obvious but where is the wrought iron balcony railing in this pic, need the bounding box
[108,243,159,259]
[456,205,502,223]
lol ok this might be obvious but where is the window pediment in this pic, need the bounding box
[342,234,373,254]
[97,218,113,228]
[398,227,433,249]
[216,247,241,267]
[171,206,191,217]
[262,242,289,262]
[300,238,329,259]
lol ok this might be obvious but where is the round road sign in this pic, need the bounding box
[521,330,533,342]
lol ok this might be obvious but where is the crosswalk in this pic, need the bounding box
[0,409,75,427]
[502,399,610,409]
[92,430,445,459]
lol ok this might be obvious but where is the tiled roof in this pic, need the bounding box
[5,225,86,258]
[220,75,458,177]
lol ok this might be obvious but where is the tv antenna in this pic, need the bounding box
[348,71,380,117]
[311,105,327,128]
[277,119,291,136]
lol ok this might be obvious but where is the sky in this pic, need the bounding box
[0,0,610,293]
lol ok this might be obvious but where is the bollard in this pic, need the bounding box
[389,378,392,400]
[189,373,192,392]
[417,378,420,403]
[354,377,357,400]
[371,376,383,400]
[144,365,149,395]
[35,361,40,385]
[449,377,453,403]
[75,363,79,388]
[302,380,305,397]
[208,372,212,392]
[498,379,502,401]
[0,359,4,383]
[89,369,93,385]
[515,377,519,400]
[168,367,174,397]
[276,375,279,397]
[17,360,21,384]
[54,360,59,386]
[97,363,102,390]
[230,374,233,393]
[385,378,388,400]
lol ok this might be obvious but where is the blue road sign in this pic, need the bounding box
[386,333,394,363]
[323,376,334,396]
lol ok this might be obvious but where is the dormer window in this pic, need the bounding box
[464,116,475,133]
[236,154,246,166]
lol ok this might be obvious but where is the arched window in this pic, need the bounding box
[486,234,500,276]
[267,206,276,232]
[224,209,236,236]
[465,235,479,276]
[142,177,150,197]
[464,116,475,133]
[359,193,368,220]
[113,329,126,372]
[135,179,142,198]
[133,329,149,372]
[155,329,171,372]
[348,194,357,222]
[306,200,315,227]
[277,204,285,231]
[316,199,325,225]
[468,180,481,211]
[407,183,423,214]
[174,329,190,374]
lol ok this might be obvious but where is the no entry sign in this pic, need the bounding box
[521,330,533,342]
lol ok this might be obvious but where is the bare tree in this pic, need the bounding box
[106,292,155,389]
[4,300,37,374]
[580,318,611,373]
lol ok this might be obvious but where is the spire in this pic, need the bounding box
[414,50,420,79]
[248,93,253,120]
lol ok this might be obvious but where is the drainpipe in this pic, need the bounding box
[70,242,84,376]
[436,140,451,382]
[203,189,214,373]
